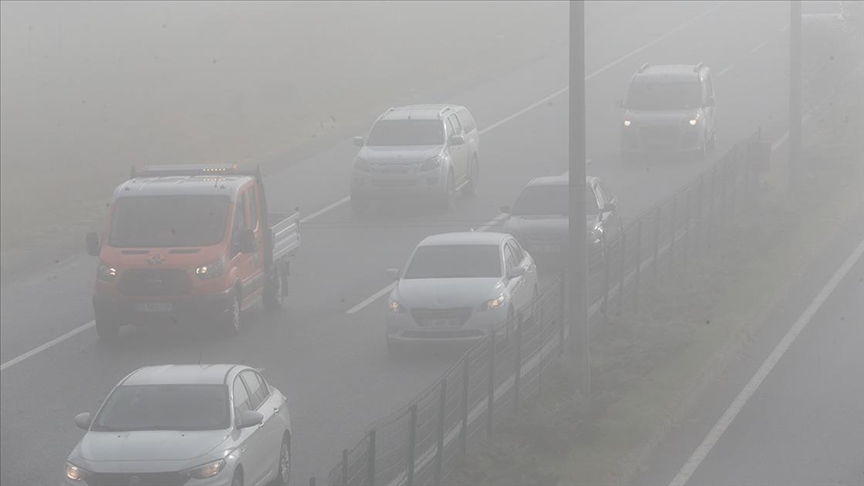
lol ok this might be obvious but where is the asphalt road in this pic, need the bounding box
[634,219,864,486]
[0,2,808,484]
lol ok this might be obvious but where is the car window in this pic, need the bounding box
[507,240,524,265]
[91,384,229,432]
[627,81,702,110]
[457,109,476,133]
[240,370,269,408]
[247,185,259,231]
[232,376,252,414]
[503,243,518,273]
[367,119,444,146]
[511,184,600,216]
[231,193,247,256]
[705,75,714,101]
[404,244,502,279]
[448,114,463,135]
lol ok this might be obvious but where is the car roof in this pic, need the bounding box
[113,175,254,200]
[121,364,247,386]
[418,231,509,247]
[380,104,465,121]
[633,64,705,83]
[525,174,598,187]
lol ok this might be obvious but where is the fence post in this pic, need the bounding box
[558,274,566,356]
[366,429,376,486]
[684,188,691,264]
[617,231,626,312]
[697,176,705,256]
[707,169,715,245]
[406,404,418,486]
[602,246,611,315]
[460,353,469,460]
[434,378,447,486]
[341,449,349,486]
[653,205,661,280]
[486,328,496,438]
[513,314,524,414]
[669,196,677,275]
[634,219,642,311]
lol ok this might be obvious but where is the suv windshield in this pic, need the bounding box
[367,119,444,146]
[108,195,230,248]
[404,245,501,279]
[511,185,599,216]
[627,81,703,110]
[92,384,230,432]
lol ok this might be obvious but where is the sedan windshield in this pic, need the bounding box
[92,384,230,431]
[108,195,230,248]
[511,185,599,216]
[404,244,501,279]
[627,81,703,110]
[366,120,444,146]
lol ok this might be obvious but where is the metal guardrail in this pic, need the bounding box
[315,128,765,486]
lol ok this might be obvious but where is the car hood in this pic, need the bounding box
[358,145,443,165]
[77,429,229,462]
[624,109,699,126]
[504,215,599,238]
[394,278,505,309]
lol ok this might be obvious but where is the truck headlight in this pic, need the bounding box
[195,257,225,279]
[481,294,506,311]
[688,118,698,126]
[180,459,226,479]
[65,462,90,481]
[623,119,632,127]
[96,262,117,281]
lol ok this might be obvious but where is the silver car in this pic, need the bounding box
[385,232,539,353]
[617,63,717,163]
[349,104,480,215]
[64,364,291,486]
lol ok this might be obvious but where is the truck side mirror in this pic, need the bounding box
[500,205,510,214]
[238,229,257,253]
[86,232,101,257]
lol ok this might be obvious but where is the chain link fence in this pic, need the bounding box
[315,127,767,486]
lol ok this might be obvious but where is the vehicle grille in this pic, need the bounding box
[373,164,416,174]
[86,471,189,486]
[117,269,192,297]
[401,330,485,339]
[410,307,473,328]
[371,179,417,187]
[640,126,680,149]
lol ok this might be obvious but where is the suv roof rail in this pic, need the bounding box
[638,63,650,73]
[437,106,453,118]
[693,62,705,73]
[131,163,261,179]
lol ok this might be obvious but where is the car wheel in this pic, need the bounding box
[231,470,243,486]
[439,172,456,212]
[531,286,540,325]
[462,155,479,197]
[94,310,119,342]
[262,266,283,312]
[351,195,371,217]
[274,434,291,486]
[222,290,241,336]
[707,130,717,151]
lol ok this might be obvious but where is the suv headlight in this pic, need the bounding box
[354,157,371,172]
[623,119,632,127]
[419,156,441,172]
[195,256,225,279]
[388,300,404,313]
[96,262,117,281]
[65,462,90,481]
[481,294,506,311]
[180,459,226,479]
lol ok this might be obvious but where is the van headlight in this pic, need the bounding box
[96,262,117,281]
[195,257,225,279]
[180,459,226,479]
[623,119,632,127]
[65,462,90,481]
[688,118,698,126]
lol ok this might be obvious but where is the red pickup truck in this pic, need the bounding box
[85,164,301,341]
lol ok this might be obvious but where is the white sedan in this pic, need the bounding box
[64,364,291,486]
[385,232,539,353]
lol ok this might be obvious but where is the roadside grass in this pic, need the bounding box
[452,31,864,486]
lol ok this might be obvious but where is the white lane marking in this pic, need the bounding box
[750,38,771,53]
[479,87,570,135]
[300,196,350,224]
[476,213,508,232]
[668,239,864,486]
[0,321,95,372]
[717,65,735,77]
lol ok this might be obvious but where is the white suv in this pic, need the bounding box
[350,105,480,215]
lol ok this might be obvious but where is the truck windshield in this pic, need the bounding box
[91,384,230,432]
[108,195,230,248]
[366,120,444,146]
[404,244,502,279]
[511,185,599,217]
[627,81,703,110]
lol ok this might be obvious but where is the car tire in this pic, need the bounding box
[274,433,291,486]
[94,310,119,342]
[262,265,283,313]
[531,286,540,325]
[231,470,243,486]
[462,155,479,197]
[222,290,242,337]
[707,130,717,151]
[438,172,456,212]
[351,195,371,217]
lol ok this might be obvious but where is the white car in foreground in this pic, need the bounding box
[64,364,291,486]
[385,232,539,353]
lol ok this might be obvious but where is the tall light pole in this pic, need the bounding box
[789,0,802,194]
[568,0,590,396]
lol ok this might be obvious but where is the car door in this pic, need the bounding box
[446,115,467,182]
[232,375,269,485]
[245,184,266,304]
[240,370,282,484]
[229,190,255,307]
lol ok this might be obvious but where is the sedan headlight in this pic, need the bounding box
[195,257,225,279]
[65,462,90,481]
[96,262,117,281]
[481,294,506,311]
[354,157,371,172]
[623,119,632,127]
[419,156,441,172]
[180,459,226,479]
[388,300,404,313]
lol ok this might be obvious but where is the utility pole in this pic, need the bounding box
[789,0,802,195]
[568,0,590,397]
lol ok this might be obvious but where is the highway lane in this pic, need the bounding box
[0,2,799,485]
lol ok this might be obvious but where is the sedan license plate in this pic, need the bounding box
[133,302,173,312]
[424,318,460,329]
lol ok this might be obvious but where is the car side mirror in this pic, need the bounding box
[353,136,364,147]
[236,410,263,428]
[86,232,101,257]
[238,229,256,254]
[449,134,465,146]
[75,412,92,430]
[507,266,526,279]
[499,205,510,214]
[386,268,400,280]
[615,99,625,109]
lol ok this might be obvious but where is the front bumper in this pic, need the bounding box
[621,125,703,155]
[386,305,508,344]
[350,170,446,198]
[93,287,234,326]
